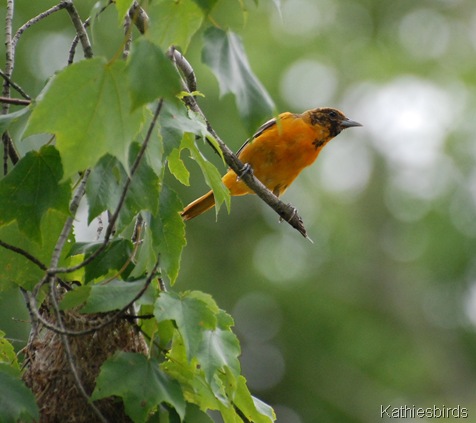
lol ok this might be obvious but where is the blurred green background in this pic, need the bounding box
[2,0,476,422]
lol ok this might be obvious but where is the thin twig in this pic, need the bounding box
[2,0,14,105]
[68,16,91,65]
[158,277,166,292]
[20,288,40,351]
[62,0,93,59]
[68,1,113,64]
[129,1,149,35]
[12,3,67,50]
[0,96,30,106]
[2,132,19,172]
[0,70,30,100]
[23,261,159,337]
[2,0,19,173]
[167,47,197,93]
[0,239,47,270]
[49,169,90,272]
[122,14,133,60]
[167,48,310,239]
[50,99,164,275]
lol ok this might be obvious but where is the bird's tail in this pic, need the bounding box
[181,191,216,221]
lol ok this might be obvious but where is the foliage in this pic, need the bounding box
[0,0,278,422]
[3,1,476,422]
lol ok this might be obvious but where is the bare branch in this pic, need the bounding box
[122,14,133,60]
[2,132,19,172]
[12,3,67,49]
[129,1,149,35]
[67,16,90,65]
[167,47,197,93]
[0,239,47,271]
[167,47,310,239]
[0,70,30,100]
[68,2,112,64]
[2,0,19,172]
[2,0,14,104]
[0,96,30,106]
[23,260,159,338]
[62,0,93,59]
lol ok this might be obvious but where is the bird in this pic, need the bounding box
[181,107,362,221]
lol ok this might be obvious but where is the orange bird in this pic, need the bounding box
[181,107,361,220]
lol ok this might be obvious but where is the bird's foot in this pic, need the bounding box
[237,163,253,180]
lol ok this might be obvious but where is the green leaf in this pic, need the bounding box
[126,142,161,219]
[182,133,230,216]
[154,291,217,360]
[85,154,124,224]
[86,145,160,231]
[162,332,223,411]
[202,27,275,134]
[234,376,276,423]
[196,310,241,382]
[59,285,91,310]
[114,0,133,23]
[251,395,277,423]
[163,330,250,423]
[62,279,157,313]
[149,184,186,284]
[0,209,73,290]
[159,98,208,155]
[0,364,39,423]
[91,352,185,422]
[127,38,182,109]
[148,0,204,52]
[0,331,18,368]
[168,147,190,185]
[159,98,226,167]
[184,403,214,422]
[69,239,134,282]
[0,107,30,134]
[129,225,157,279]
[24,58,144,180]
[143,109,165,177]
[191,0,219,13]
[270,0,282,17]
[159,101,229,213]
[0,145,70,242]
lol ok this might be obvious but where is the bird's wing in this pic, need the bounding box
[235,116,278,157]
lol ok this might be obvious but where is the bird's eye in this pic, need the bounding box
[328,110,338,119]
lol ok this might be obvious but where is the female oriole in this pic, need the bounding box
[181,107,361,220]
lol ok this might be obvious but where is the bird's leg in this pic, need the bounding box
[237,163,253,181]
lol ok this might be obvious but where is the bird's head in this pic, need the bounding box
[305,107,362,138]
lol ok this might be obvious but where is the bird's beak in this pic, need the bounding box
[341,118,362,128]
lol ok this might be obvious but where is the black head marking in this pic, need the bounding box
[309,108,361,138]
